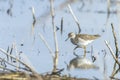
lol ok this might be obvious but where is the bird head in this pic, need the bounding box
[65,32,76,41]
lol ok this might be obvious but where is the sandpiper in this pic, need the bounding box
[65,32,100,57]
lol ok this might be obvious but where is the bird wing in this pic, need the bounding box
[76,34,100,40]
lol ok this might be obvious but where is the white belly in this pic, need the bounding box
[71,38,93,47]
[77,38,93,46]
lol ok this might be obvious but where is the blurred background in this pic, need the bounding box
[0,0,120,79]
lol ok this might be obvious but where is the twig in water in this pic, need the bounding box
[5,44,14,62]
[111,23,120,77]
[10,44,13,62]
[0,48,43,80]
[0,57,23,71]
[106,0,110,21]
[111,23,119,58]
[51,68,64,76]
[112,62,117,76]
[60,17,63,35]
[38,33,54,58]
[31,7,36,35]
[0,48,33,71]
[6,46,9,61]
[104,40,120,65]
[0,58,7,69]
[13,43,20,71]
[105,40,120,77]
[7,0,13,16]
[91,46,96,63]
[67,4,81,33]
[102,49,107,80]
[0,65,15,72]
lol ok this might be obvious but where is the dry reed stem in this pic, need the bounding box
[103,50,107,80]
[0,65,14,72]
[0,48,33,72]
[7,0,13,16]
[31,7,36,35]
[0,48,43,80]
[111,23,120,77]
[111,62,117,76]
[105,23,120,78]
[90,46,95,62]
[111,23,119,58]
[6,46,9,61]
[0,57,23,71]
[104,41,120,65]
[111,68,119,77]
[60,17,63,35]
[10,44,14,62]
[105,40,120,78]
[38,33,54,58]
[50,0,59,73]
[13,43,20,71]
[67,4,81,33]
[107,0,110,20]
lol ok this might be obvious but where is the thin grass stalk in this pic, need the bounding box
[50,0,59,72]
[67,4,81,33]
[38,33,54,58]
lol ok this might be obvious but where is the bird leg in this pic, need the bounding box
[73,46,79,57]
[83,46,86,58]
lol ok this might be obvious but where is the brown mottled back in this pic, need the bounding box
[76,34,100,40]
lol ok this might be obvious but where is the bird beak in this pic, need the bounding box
[65,37,69,41]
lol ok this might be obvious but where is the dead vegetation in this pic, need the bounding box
[0,0,120,80]
[105,23,120,79]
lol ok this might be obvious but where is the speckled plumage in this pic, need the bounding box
[67,32,100,57]
[68,32,100,47]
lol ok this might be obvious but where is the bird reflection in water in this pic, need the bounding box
[67,57,99,70]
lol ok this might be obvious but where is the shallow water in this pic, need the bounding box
[0,0,120,79]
